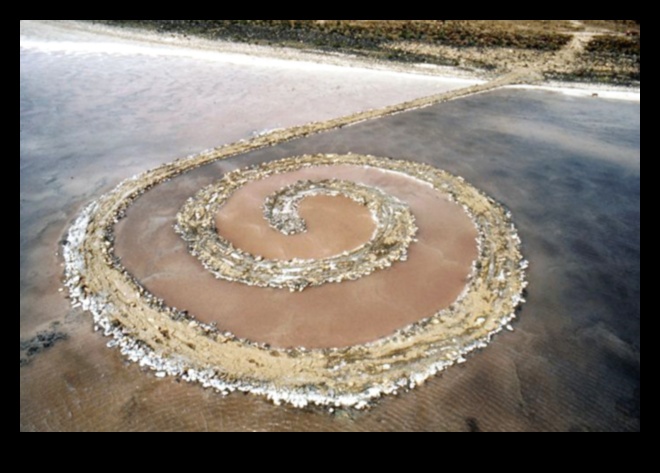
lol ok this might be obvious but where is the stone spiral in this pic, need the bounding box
[63,152,528,409]
[176,175,417,292]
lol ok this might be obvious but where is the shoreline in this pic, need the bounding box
[22,20,640,98]
[88,20,641,86]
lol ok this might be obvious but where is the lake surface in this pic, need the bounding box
[20,22,640,432]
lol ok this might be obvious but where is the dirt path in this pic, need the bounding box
[57,22,606,409]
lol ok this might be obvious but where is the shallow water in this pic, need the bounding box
[114,164,477,348]
[20,22,640,431]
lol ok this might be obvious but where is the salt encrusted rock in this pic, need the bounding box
[63,150,527,409]
[177,177,417,291]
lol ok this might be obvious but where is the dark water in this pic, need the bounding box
[20,39,639,430]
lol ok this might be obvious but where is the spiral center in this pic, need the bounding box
[177,169,418,292]
[216,180,376,261]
